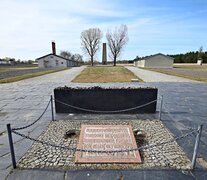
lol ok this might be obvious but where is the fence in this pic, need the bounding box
[6,95,203,171]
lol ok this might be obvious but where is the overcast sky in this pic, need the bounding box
[0,0,207,61]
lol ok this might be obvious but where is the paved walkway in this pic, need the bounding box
[0,66,85,179]
[1,66,207,179]
[125,66,196,82]
[7,169,207,180]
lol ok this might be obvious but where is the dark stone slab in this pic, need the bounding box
[54,87,158,114]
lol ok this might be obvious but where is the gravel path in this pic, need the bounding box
[125,66,196,82]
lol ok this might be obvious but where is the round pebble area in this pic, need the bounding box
[17,119,191,170]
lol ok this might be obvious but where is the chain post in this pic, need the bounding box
[51,95,54,121]
[191,125,203,170]
[7,124,16,169]
[159,95,163,120]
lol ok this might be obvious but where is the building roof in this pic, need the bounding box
[134,53,174,61]
[145,53,174,60]
[36,53,76,62]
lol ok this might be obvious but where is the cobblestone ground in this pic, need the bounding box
[17,119,191,170]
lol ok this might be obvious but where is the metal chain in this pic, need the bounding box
[139,129,196,151]
[12,129,196,153]
[12,130,76,151]
[12,99,51,131]
[54,98,158,113]
[10,94,198,153]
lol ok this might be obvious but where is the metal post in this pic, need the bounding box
[7,124,16,169]
[191,125,203,169]
[51,95,54,121]
[159,95,163,120]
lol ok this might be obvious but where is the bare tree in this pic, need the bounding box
[59,51,72,59]
[81,28,102,66]
[73,53,83,62]
[106,25,129,66]
[198,46,203,59]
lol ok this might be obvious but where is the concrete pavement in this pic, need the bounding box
[0,66,86,179]
[1,66,207,179]
[125,66,196,82]
[7,169,207,180]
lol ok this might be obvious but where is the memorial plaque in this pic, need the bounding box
[75,125,141,163]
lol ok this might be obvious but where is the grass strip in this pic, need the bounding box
[73,66,143,83]
[145,68,207,82]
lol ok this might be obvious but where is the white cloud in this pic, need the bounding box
[0,0,206,60]
[0,0,135,60]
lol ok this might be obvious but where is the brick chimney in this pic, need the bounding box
[102,43,107,65]
[51,41,56,55]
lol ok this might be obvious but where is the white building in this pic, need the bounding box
[36,41,78,68]
[134,53,174,68]
[0,59,10,65]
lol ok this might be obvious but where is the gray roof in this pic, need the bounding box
[144,53,174,60]
[134,53,174,61]
[36,53,76,62]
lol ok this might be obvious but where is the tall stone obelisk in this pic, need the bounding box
[102,43,107,65]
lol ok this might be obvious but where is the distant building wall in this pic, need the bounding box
[37,41,77,68]
[134,60,145,67]
[137,60,145,67]
[144,54,173,68]
[134,54,174,68]
[67,60,77,67]
[0,60,11,65]
[38,55,68,68]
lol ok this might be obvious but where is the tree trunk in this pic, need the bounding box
[113,56,116,66]
[91,56,94,66]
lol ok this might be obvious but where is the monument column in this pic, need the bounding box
[102,43,107,65]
